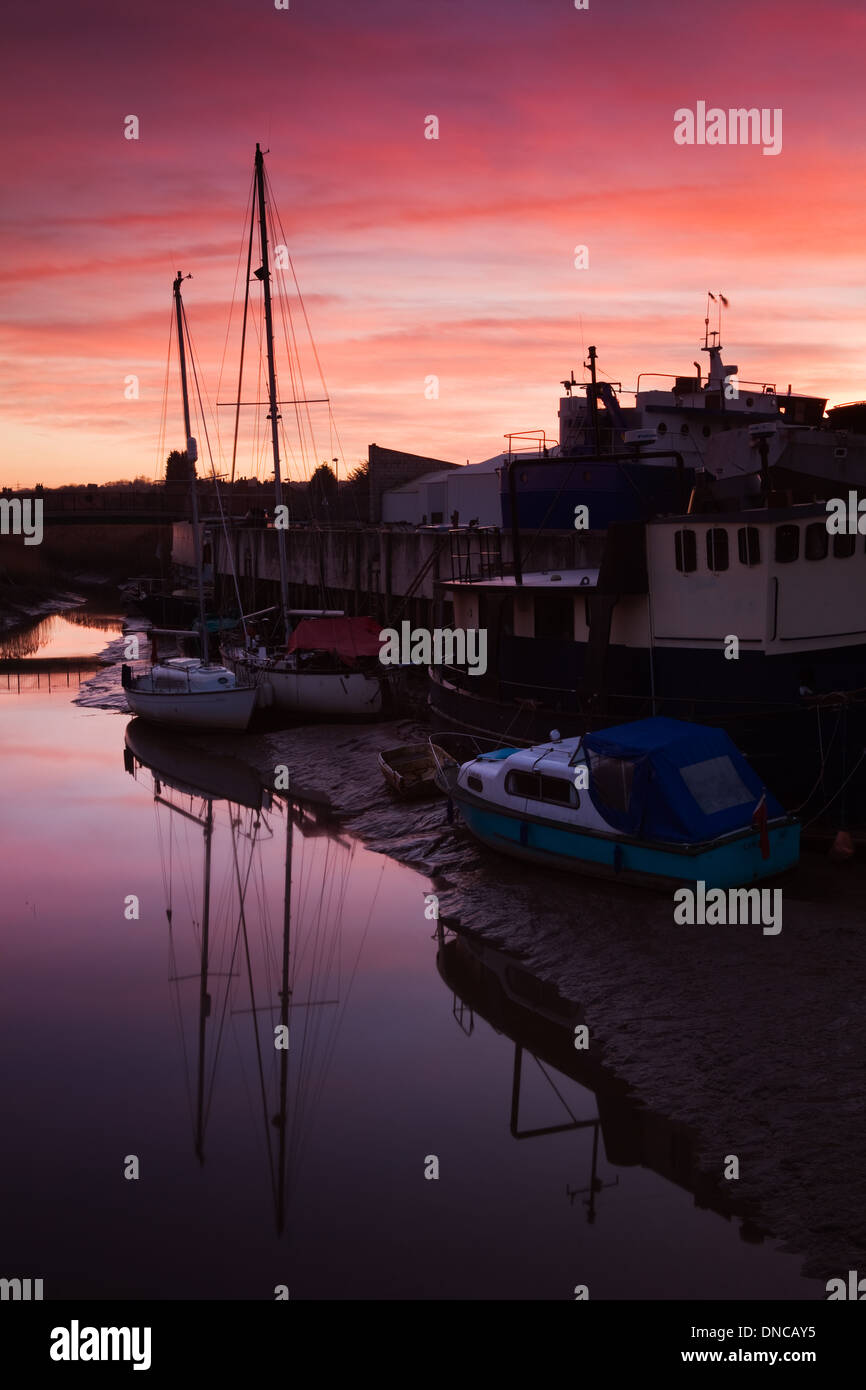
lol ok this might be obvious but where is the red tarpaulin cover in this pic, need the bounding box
[285,616,383,664]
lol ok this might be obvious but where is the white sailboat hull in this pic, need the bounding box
[224,649,383,717]
[124,685,257,729]
[123,661,258,730]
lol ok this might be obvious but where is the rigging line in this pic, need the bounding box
[166,908,198,1146]
[290,841,359,1167]
[154,798,198,1143]
[155,304,175,481]
[289,834,344,1147]
[183,303,248,641]
[789,704,844,815]
[202,805,260,1100]
[801,746,866,829]
[292,851,384,1181]
[267,172,323,481]
[529,1053,582,1126]
[230,174,256,484]
[210,813,278,1202]
[265,171,309,472]
[272,182,332,401]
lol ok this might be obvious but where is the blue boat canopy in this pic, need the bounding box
[581,717,783,844]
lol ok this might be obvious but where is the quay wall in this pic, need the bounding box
[171,521,606,624]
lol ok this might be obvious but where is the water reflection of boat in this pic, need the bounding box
[124,718,264,808]
[123,720,363,1235]
[435,918,770,1237]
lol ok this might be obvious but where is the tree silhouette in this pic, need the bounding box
[309,462,338,508]
[165,449,193,484]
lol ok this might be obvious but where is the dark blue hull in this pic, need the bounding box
[500,458,695,530]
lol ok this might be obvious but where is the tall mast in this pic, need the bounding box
[586,345,602,457]
[254,144,290,633]
[173,271,210,666]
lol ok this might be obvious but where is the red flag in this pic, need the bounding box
[752,791,770,860]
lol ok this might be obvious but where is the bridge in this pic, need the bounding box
[1,487,273,526]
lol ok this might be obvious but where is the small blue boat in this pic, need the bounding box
[441,716,799,890]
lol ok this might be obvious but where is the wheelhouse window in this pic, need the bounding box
[737,526,761,566]
[774,524,799,564]
[674,529,697,573]
[833,534,856,558]
[467,774,483,793]
[805,522,828,561]
[706,528,729,572]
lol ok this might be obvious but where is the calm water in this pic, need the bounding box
[0,610,823,1300]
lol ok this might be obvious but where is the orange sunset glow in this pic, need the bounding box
[2,0,865,487]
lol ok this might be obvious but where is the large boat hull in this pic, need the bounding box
[124,685,257,730]
[224,649,383,718]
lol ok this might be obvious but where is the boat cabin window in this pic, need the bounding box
[505,770,579,807]
[805,522,828,561]
[833,533,856,559]
[588,755,634,813]
[679,756,753,814]
[774,524,799,564]
[737,526,761,566]
[674,529,697,574]
[706,528,729,572]
[539,775,574,804]
[507,771,539,798]
[467,774,483,792]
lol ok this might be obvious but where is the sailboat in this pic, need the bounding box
[122,273,258,730]
[220,144,384,719]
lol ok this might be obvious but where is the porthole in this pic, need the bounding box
[657,422,668,435]
[702,425,712,438]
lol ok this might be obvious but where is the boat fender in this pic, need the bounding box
[613,844,624,874]
[121,663,132,689]
[258,680,275,708]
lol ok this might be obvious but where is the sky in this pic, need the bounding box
[1,0,865,487]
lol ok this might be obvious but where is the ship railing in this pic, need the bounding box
[503,430,557,462]
[636,372,777,395]
[448,525,502,583]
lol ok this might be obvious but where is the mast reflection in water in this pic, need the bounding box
[124,720,366,1238]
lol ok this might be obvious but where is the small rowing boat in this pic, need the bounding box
[378,744,441,800]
